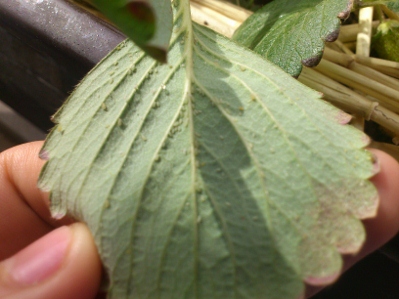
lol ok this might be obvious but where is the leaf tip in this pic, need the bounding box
[337,0,354,20]
[52,211,67,220]
[301,54,322,68]
[50,201,67,220]
[305,272,340,286]
[335,110,352,125]
[37,176,51,198]
[337,239,363,255]
[359,191,380,220]
[324,29,340,43]
[370,150,381,177]
[361,133,371,147]
[295,292,306,299]
[39,149,50,161]
[50,114,57,123]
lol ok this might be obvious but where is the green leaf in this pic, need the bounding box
[232,0,353,76]
[39,0,378,298]
[359,0,399,12]
[372,20,399,62]
[387,1,399,13]
[92,0,173,62]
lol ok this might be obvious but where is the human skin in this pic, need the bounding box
[0,141,399,299]
[0,141,102,299]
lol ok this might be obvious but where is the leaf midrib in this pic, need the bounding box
[179,2,201,298]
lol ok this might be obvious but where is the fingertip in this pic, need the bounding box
[362,149,399,254]
[0,223,102,299]
[0,141,53,259]
[0,141,49,216]
[54,223,103,299]
[62,223,103,299]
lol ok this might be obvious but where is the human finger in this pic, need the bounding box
[0,223,102,299]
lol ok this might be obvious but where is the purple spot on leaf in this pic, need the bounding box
[305,272,339,286]
[52,212,66,220]
[39,149,50,160]
[301,55,322,67]
[337,0,353,20]
[336,110,352,125]
[325,29,340,42]
[126,1,155,23]
[370,150,381,176]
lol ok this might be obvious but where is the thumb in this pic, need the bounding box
[0,223,102,299]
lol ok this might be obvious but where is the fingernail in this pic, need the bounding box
[3,226,72,286]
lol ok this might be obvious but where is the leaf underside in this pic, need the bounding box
[39,1,378,298]
[233,0,353,76]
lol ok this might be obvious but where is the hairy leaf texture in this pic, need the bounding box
[39,1,378,298]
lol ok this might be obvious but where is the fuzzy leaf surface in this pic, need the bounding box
[372,20,399,62]
[360,0,399,12]
[39,1,378,298]
[387,1,399,12]
[233,0,353,76]
[92,0,172,62]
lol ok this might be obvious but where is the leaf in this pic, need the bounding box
[372,20,399,62]
[232,0,353,76]
[387,1,399,12]
[92,0,173,62]
[39,0,378,298]
[384,0,399,14]
[359,0,399,13]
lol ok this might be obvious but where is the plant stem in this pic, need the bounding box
[374,5,385,23]
[314,59,399,113]
[328,40,354,55]
[348,6,370,132]
[190,1,242,37]
[354,56,399,79]
[323,48,399,92]
[338,21,379,43]
[357,6,374,57]
[191,0,251,23]
[299,68,399,134]
[343,42,357,52]
[381,5,399,21]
